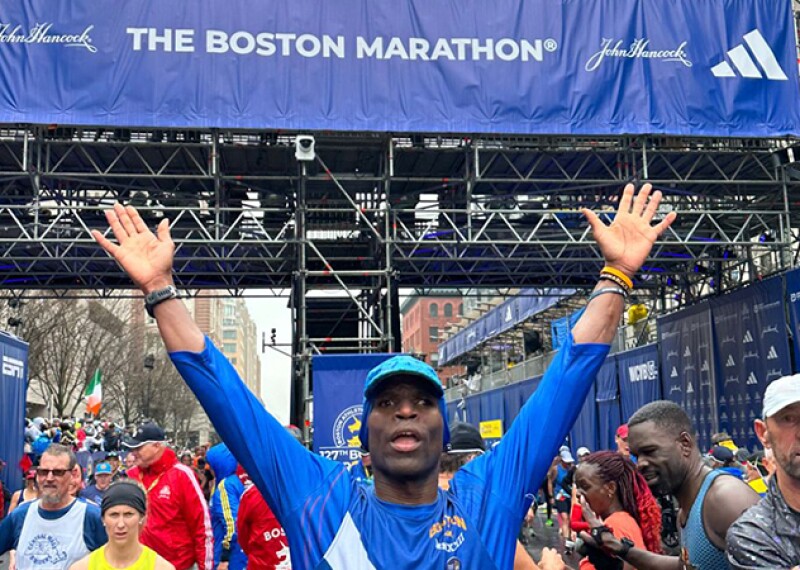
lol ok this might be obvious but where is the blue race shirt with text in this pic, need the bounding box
[170,333,608,570]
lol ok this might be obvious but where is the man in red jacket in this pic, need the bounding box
[125,421,213,570]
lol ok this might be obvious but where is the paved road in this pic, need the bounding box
[522,507,581,569]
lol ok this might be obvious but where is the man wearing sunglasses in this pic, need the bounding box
[0,444,107,570]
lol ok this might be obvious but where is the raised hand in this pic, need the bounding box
[91,204,175,294]
[582,183,677,279]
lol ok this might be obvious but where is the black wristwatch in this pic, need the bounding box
[590,525,613,544]
[616,537,635,560]
[145,285,179,317]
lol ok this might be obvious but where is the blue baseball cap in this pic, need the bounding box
[95,462,113,475]
[363,355,444,399]
[359,355,450,452]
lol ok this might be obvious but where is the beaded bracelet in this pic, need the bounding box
[599,273,631,293]
[601,266,634,290]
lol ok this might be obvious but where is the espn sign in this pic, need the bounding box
[2,355,24,378]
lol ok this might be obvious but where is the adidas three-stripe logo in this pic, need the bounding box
[711,29,787,80]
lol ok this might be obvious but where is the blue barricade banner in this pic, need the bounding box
[617,344,661,422]
[312,353,395,467]
[785,268,800,368]
[710,278,790,450]
[0,332,28,492]
[595,357,621,452]
[0,1,797,135]
[658,302,717,450]
[570,378,598,453]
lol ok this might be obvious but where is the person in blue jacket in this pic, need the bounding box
[206,443,247,570]
[93,183,675,570]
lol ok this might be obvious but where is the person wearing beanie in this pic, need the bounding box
[96,183,674,569]
[69,482,174,570]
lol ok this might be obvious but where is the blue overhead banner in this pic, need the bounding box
[617,344,661,422]
[0,332,28,493]
[312,353,395,468]
[0,1,797,135]
[658,303,717,450]
[711,278,790,450]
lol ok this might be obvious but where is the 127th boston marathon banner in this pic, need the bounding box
[0,0,797,135]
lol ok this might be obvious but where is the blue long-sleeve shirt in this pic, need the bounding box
[170,332,608,570]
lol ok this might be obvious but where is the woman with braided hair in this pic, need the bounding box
[574,451,662,570]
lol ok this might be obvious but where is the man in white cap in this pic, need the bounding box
[726,375,800,569]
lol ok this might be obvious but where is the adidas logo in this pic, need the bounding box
[683,346,691,357]
[725,355,735,367]
[670,366,678,378]
[746,372,758,385]
[743,330,754,343]
[711,29,788,80]
[686,381,694,394]
[700,360,709,372]
[767,346,778,360]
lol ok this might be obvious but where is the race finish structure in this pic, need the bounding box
[0,0,797,136]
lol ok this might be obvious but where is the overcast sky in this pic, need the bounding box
[244,290,412,425]
[244,294,293,424]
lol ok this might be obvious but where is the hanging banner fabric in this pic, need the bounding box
[0,332,29,493]
[570,379,598,453]
[658,303,717,450]
[312,353,395,467]
[710,278,790,450]
[617,344,661,422]
[594,358,621,451]
[0,1,797,135]
[785,268,800,368]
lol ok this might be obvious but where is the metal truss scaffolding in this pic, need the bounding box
[0,126,797,425]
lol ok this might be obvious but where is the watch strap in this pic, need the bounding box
[617,537,635,559]
[145,285,179,317]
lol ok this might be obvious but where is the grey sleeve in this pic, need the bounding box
[726,515,795,570]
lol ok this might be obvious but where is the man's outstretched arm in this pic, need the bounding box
[92,205,203,352]
[572,183,676,344]
[456,184,676,536]
[92,205,342,523]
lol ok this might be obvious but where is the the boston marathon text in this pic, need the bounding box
[125,28,553,61]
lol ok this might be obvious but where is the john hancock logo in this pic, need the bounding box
[333,405,363,449]
[0,23,96,53]
[586,38,691,72]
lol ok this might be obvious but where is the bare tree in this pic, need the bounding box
[23,298,136,418]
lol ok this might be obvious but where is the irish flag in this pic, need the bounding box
[85,369,102,415]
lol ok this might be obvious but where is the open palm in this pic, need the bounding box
[582,183,677,278]
[91,204,175,293]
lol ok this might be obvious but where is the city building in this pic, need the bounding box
[400,291,464,385]
[136,292,261,444]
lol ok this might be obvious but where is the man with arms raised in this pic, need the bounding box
[0,444,107,569]
[93,184,674,569]
[726,375,800,569]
